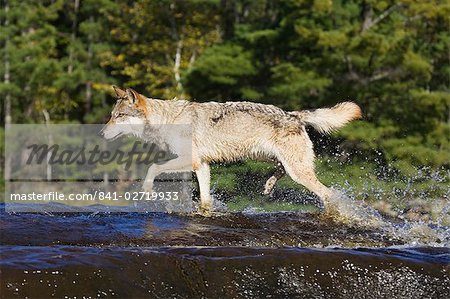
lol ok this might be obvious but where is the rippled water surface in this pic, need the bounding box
[1,203,449,298]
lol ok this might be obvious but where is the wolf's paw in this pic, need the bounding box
[198,203,212,217]
[263,176,277,196]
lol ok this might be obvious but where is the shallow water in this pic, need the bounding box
[1,203,449,298]
[2,245,449,298]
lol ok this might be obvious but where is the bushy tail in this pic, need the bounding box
[291,102,362,134]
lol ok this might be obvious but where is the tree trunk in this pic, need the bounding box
[168,2,183,96]
[68,0,79,75]
[174,38,183,94]
[4,0,11,181]
[361,3,400,33]
[85,15,93,115]
[188,49,197,70]
[220,0,236,39]
[42,110,52,181]
[361,2,373,33]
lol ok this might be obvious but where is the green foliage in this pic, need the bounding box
[104,0,220,99]
[184,44,256,99]
[268,63,331,109]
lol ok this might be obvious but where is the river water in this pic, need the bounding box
[1,202,449,298]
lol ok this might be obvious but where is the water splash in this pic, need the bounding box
[317,187,450,247]
[385,221,450,247]
[320,188,386,228]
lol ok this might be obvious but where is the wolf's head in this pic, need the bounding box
[101,86,149,140]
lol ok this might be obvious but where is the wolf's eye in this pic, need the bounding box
[116,113,127,118]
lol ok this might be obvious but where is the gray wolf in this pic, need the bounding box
[102,86,362,214]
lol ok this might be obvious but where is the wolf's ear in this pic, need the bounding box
[113,86,127,98]
[126,88,139,104]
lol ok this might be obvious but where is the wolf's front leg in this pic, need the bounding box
[142,165,157,193]
[142,158,191,193]
[195,162,212,215]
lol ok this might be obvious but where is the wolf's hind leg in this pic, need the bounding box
[276,136,333,210]
[195,162,212,215]
[263,161,285,196]
[285,165,333,210]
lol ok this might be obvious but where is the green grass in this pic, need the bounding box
[209,158,449,213]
